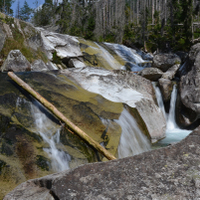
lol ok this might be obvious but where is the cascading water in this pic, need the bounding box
[166,85,178,130]
[30,100,70,172]
[103,42,151,71]
[115,108,151,158]
[153,84,191,146]
[152,82,167,120]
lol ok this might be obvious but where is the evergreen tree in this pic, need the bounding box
[180,0,193,49]
[19,0,32,21]
[32,0,56,26]
[0,0,15,15]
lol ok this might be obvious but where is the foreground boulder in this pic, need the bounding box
[4,127,200,200]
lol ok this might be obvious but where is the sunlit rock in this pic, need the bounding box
[1,50,32,72]
[62,67,166,143]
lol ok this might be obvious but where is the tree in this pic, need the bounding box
[15,0,20,19]
[19,1,33,21]
[180,0,193,48]
[0,0,15,15]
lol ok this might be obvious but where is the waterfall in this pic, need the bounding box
[30,101,70,172]
[152,82,167,120]
[153,84,191,145]
[115,108,151,158]
[94,42,123,70]
[166,85,178,130]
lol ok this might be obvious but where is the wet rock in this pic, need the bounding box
[175,51,188,63]
[62,67,166,142]
[1,50,32,72]
[5,127,200,200]
[138,67,163,81]
[153,53,181,72]
[0,159,6,175]
[35,155,50,171]
[158,78,173,103]
[0,71,123,197]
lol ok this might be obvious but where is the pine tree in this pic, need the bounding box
[0,0,15,15]
[19,1,33,21]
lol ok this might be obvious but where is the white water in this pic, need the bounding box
[116,108,151,158]
[104,42,147,71]
[94,42,123,70]
[30,101,70,172]
[154,84,191,145]
[152,82,167,120]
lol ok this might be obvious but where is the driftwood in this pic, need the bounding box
[8,72,116,161]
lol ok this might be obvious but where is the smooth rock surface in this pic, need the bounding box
[4,126,200,200]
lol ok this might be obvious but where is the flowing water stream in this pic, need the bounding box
[30,101,70,172]
[153,84,192,146]
[116,108,151,158]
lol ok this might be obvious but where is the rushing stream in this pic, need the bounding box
[30,101,70,172]
[153,84,192,146]
[116,108,151,158]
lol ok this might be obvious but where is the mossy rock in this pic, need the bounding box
[35,155,50,171]
[0,159,6,174]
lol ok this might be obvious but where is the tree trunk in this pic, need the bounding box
[152,0,155,24]
[8,72,116,161]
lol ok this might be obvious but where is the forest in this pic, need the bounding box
[2,0,200,52]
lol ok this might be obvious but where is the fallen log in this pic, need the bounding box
[8,71,116,161]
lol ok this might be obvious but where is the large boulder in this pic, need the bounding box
[62,67,166,143]
[138,67,163,81]
[152,53,181,72]
[1,50,32,72]
[28,28,86,69]
[178,43,200,128]
[4,127,200,200]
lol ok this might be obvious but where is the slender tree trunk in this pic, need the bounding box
[152,0,155,24]
[136,0,139,25]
